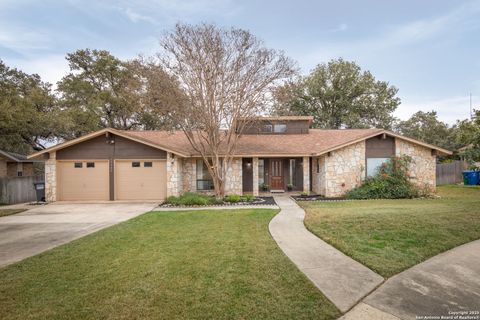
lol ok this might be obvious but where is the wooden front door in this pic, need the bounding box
[270,159,284,190]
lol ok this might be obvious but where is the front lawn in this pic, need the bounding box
[301,185,480,278]
[0,209,339,320]
[0,208,27,217]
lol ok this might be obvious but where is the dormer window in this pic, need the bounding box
[274,124,287,133]
[261,124,273,133]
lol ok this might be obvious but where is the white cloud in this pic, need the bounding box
[330,23,347,32]
[3,54,69,88]
[396,95,479,124]
[0,24,52,51]
[122,7,158,24]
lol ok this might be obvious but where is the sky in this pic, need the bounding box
[1,0,479,124]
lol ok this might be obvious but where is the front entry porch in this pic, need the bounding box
[242,157,311,196]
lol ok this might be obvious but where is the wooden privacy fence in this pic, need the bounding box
[0,176,44,204]
[436,161,467,185]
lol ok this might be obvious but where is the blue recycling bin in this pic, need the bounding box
[462,171,480,185]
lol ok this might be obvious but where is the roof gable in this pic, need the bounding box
[28,128,189,159]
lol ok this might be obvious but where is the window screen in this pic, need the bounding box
[74,162,83,168]
[144,162,153,167]
[86,162,95,168]
[132,162,141,168]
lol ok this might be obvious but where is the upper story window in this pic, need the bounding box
[260,124,273,133]
[274,124,287,133]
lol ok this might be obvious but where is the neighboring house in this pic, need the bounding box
[0,150,43,178]
[28,116,451,202]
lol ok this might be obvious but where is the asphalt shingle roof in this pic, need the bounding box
[122,128,385,156]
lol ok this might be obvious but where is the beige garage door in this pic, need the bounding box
[115,160,166,200]
[57,160,109,201]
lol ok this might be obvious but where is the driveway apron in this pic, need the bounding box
[360,239,480,319]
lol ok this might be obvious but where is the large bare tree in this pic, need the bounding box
[159,23,295,198]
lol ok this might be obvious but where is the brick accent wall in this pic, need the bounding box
[22,163,35,177]
[0,160,7,177]
[45,152,57,202]
[395,138,436,192]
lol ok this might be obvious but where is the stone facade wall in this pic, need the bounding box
[182,158,197,193]
[395,139,436,191]
[45,152,56,202]
[324,141,366,197]
[302,156,310,193]
[224,158,243,195]
[166,152,183,197]
[312,156,326,196]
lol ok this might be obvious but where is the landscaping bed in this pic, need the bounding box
[293,195,347,202]
[160,192,277,207]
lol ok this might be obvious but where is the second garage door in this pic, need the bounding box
[115,160,167,200]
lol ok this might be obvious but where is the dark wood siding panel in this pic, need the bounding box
[56,134,167,160]
[57,135,113,159]
[242,158,253,192]
[114,136,166,159]
[366,135,395,158]
[285,120,309,134]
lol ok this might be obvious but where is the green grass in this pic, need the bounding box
[301,185,480,278]
[0,208,27,217]
[0,209,340,320]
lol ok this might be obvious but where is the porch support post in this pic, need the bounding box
[252,157,259,196]
[303,156,310,194]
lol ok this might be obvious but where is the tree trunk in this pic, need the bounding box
[213,175,225,200]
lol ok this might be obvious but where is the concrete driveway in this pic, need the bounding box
[0,203,157,268]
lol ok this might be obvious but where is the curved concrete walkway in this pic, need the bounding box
[269,196,384,312]
[343,239,480,319]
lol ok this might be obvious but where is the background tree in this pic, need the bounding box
[57,49,180,139]
[0,60,60,153]
[272,58,400,129]
[395,111,457,150]
[455,110,480,163]
[160,23,295,198]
